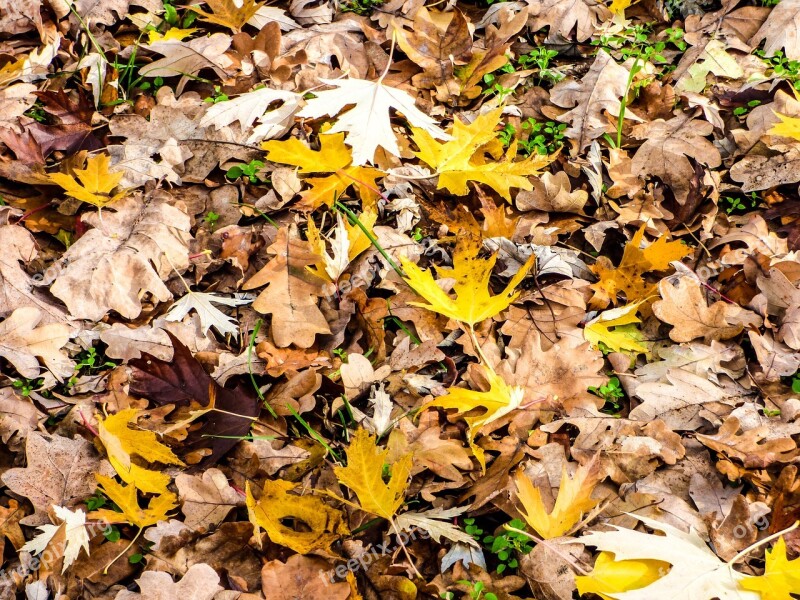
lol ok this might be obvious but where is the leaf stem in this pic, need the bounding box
[726,520,799,567]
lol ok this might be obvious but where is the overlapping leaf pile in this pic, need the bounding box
[2,0,800,598]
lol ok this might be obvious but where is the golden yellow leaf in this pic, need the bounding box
[589,225,692,308]
[97,408,183,495]
[400,236,534,326]
[147,28,198,43]
[411,107,555,200]
[47,154,126,208]
[334,429,412,520]
[739,536,800,599]
[608,0,638,14]
[426,365,523,469]
[188,0,264,31]
[584,302,648,355]
[768,112,800,140]
[514,459,601,539]
[576,551,668,600]
[262,133,383,209]
[91,476,177,528]
[245,479,348,554]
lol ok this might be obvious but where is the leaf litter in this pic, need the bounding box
[1,0,800,598]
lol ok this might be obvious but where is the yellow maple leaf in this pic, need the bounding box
[514,459,601,539]
[97,408,183,495]
[262,133,383,209]
[245,479,348,553]
[334,429,412,521]
[590,225,692,308]
[47,154,126,208]
[740,536,800,599]
[576,551,669,600]
[768,112,800,140]
[188,0,264,31]
[400,236,534,326]
[411,107,555,201]
[584,302,648,355]
[91,476,177,529]
[426,365,523,469]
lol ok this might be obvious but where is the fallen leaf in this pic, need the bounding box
[584,303,648,354]
[575,551,670,600]
[334,428,412,520]
[175,469,241,532]
[401,236,533,326]
[427,364,523,468]
[298,76,449,166]
[164,291,249,339]
[97,408,184,495]
[189,0,265,32]
[653,277,759,343]
[590,226,692,308]
[92,475,177,528]
[411,107,554,200]
[579,514,760,599]
[48,193,192,322]
[739,536,800,598]
[0,306,74,381]
[629,114,722,205]
[241,225,331,347]
[129,333,260,468]
[550,50,640,151]
[514,459,601,539]
[21,506,90,573]
[245,479,348,553]
[1,433,115,525]
[115,563,223,600]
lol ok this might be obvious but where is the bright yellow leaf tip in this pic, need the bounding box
[47,154,126,208]
[576,551,669,600]
[400,237,534,327]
